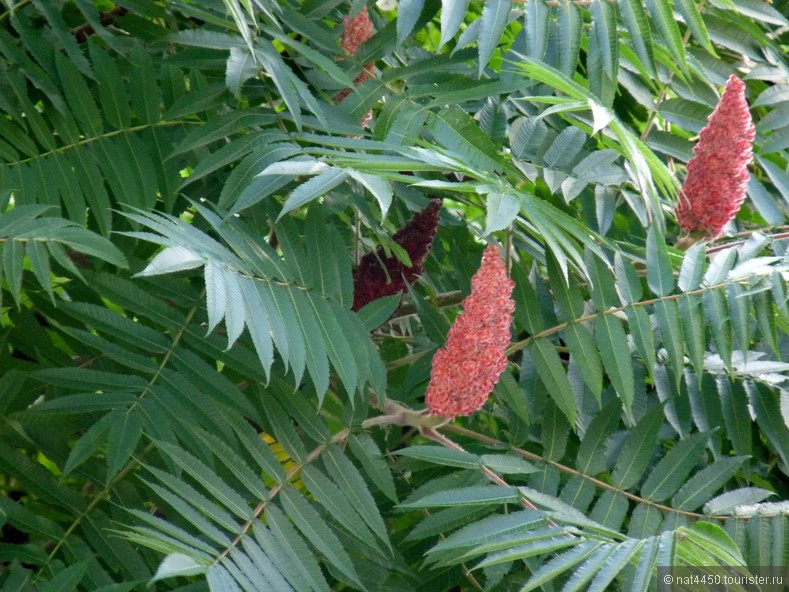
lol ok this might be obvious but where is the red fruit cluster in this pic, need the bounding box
[340,7,374,56]
[352,200,441,312]
[425,245,515,418]
[335,7,375,106]
[675,75,755,239]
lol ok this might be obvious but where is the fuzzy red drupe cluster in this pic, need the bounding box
[675,75,755,239]
[425,244,515,418]
[335,7,375,108]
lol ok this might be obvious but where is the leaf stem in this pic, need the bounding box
[443,423,716,520]
[505,270,778,357]
[639,0,707,142]
[215,426,352,566]
[421,426,556,525]
[47,294,204,565]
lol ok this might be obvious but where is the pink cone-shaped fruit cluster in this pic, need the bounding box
[352,200,441,312]
[425,245,515,418]
[340,7,374,56]
[335,7,375,105]
[675,75,755,239]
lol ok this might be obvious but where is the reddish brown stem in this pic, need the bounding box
[421,427,557,527]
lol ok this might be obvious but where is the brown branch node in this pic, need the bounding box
[71,6,128,44]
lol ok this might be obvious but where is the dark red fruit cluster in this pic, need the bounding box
[352,200,441,311]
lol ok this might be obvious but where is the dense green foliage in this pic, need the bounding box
[0,0,788,590]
